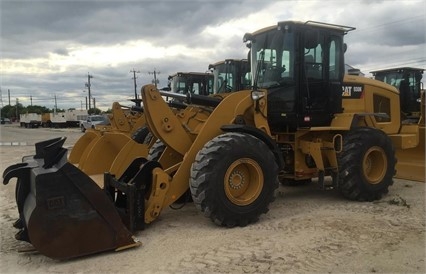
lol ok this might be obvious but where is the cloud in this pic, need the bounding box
[53,48,70,56]
[1,0,425,110]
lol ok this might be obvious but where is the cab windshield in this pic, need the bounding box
[90,116,104,121]
[250,29,295,89]
[213,62,236,93]
[171,76,190,94]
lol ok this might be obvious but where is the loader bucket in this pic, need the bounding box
[78,132,132,175]
[395,125,425,182]
[3,138,139,260]
[68,130,102,164]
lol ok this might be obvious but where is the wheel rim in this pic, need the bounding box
[362,146,387,184]
[224,158,264,206]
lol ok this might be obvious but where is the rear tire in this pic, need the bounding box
[190,132,279,227]
[338,127,396,201]
[147,139,166,161]
[131,126,152,144]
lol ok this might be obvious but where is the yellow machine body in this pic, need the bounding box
[394,91,425,182]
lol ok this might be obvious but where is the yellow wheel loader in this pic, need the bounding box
[3,20,424,260]
[370,67,425,181]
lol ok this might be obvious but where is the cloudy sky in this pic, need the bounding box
[1,0,425,111]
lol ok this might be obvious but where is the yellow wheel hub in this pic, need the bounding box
[362,146,387,184]
[224,158,263,206]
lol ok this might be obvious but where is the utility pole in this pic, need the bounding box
[85,73,94,110]
[15,98,19,120]
[148,68,160,88]
[93,98,96,109]
[30,95,33,106]
[8,89,11,106]
[130,69,141,107]
[54,94,57,114]
[130,69,140,100]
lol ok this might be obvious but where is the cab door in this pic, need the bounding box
[300,30,344,127]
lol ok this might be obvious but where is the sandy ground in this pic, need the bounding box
[0,123,425,273]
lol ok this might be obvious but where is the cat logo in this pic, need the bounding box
[342,85,364,99]
[342,86,352,97]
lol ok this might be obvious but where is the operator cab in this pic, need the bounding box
[244,21,355,132]
[371,67,424,120]
[209,59,251,94]
[167,72,214,96]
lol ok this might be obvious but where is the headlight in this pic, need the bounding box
[251,90,265,100]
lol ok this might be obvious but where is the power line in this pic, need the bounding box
[355,15,424,33]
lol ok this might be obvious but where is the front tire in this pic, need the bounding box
[190,132,279,227]
[338,127,396,201]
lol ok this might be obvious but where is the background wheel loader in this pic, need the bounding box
[370,67,425,181]
[3,20,424,260]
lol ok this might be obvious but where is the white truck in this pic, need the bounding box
[19,113,42,128]
[80,115,109,132]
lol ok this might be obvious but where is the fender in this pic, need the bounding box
[221,124,284,169]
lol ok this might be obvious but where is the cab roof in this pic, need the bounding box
[371,67,424,75]
[245,20,355,39]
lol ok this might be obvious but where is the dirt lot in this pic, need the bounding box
[0,123,425,273]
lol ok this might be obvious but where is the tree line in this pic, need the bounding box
[0,104,104,121]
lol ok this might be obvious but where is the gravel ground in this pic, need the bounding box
[0,123,425,273]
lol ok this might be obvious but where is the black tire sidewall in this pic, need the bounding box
[208,146,276,215]
[147,139,166,161]
[338,127,395,200]
[191,132,278,225]
[131,126,150,144]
